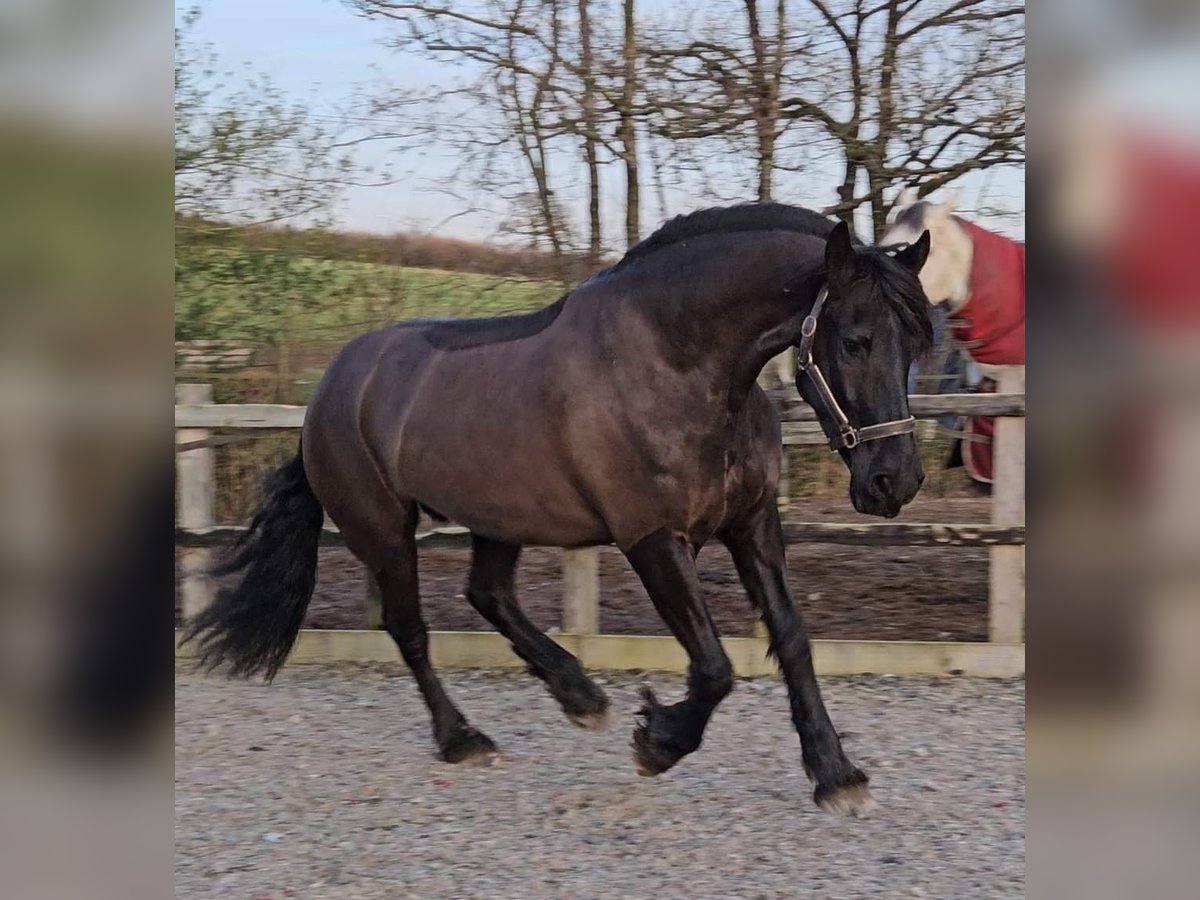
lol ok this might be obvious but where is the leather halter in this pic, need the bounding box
[794,287,917,451]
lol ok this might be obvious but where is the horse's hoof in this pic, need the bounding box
[555,676,610,731]
[814,772,874,817]
[631,687,683,776]
[632,735,674,777]
[567,706,611,731]
[439,725,498,767]
[633,751,662,778]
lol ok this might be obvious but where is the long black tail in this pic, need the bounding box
[182,452,324,680]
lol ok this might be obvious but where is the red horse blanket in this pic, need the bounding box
[952,219,1026,366]
[961,383,998,484]
[1108,135,1200,330]
[951,220,1025,484]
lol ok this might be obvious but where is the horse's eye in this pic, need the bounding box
[842,338,862,355]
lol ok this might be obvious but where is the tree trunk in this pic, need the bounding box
[868,172,888,240]
[502,10,567,283]
[745,0,778,202]
[578,0,602,266]
[868,0,902,240]
[620,0,640,247]
[836,163,858,228]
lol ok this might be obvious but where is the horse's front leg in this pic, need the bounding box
[624,529,734,776]
[722,503,873,816]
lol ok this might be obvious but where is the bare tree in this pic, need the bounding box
[647,0,1024,237]
[353,2,575,266]
[354,1,653,253]
[618,0,641,245]
[175,9,353,227]
[798,0,1024,236]
[501,1,571,268]
[647,1,795,202]
[351,0,1021,251]
[577,0,603,264]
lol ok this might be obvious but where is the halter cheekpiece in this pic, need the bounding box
[794,286,917,451]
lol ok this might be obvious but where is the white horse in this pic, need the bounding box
[882,189,1025,485]
[881,188,1025,383]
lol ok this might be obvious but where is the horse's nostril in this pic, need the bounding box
[872,473,894,499]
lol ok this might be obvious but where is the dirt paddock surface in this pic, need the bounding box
[179,497,995,642]
[176,664,1024,899]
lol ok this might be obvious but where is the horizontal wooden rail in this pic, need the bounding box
[776,392,1025,421]
[175,629,1025,678]
[176,524,474,549]
[174,392,1024,430]
[176,521,1023,549]
[175,403,306,429]
[780,522,1024,546]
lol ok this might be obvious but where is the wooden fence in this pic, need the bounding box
[175,374,1025,675]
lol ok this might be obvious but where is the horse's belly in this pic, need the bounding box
[392,416,609,547]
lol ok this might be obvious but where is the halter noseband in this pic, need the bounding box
[794,286,917,451]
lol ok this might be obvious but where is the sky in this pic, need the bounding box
[180,0,1025,243]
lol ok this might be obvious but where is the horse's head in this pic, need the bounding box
[796,221,933,518]
[883,188,972,309]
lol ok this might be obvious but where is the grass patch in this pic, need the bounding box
[784,428,977,500]
[176,246,559,345]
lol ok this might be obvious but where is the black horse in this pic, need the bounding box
[184,203,931,815]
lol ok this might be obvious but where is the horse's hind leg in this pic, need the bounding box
[376,509,497,765]
[466,535,609,728]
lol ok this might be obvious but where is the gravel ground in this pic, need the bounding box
[176,665,1024,899]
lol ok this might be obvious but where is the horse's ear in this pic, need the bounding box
[895,229,931,275]
[825,219,856,284]
[897,186,919,210]
[939,187,960,214]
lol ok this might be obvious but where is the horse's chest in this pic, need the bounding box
[675,419,771,537]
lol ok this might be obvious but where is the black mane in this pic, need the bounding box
[614,202,855,270]
[419,202,929,356]
[419,295,568,350]
[854,246,935,357]
[422,204,850,351]
[616,201,930,356]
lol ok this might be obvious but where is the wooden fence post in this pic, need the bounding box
[777,446,790,515]
[562,547,600,636]
[177,383,215,620]
[989,368,1025,643]
[364,572,383,630]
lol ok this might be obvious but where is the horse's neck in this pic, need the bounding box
[938,218,975,313]
[617,238,822,397]
[718,270,823,399]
